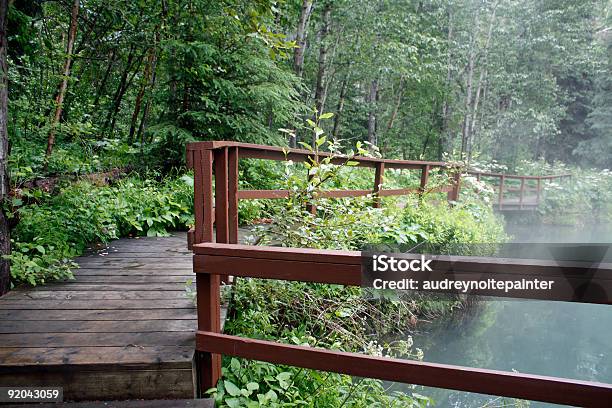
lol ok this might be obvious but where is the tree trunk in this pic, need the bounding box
[440,8,453,159]
[91,48,118,113]
[467,3,496,161]
[0,0,10,295]
[103,45,136,134]
[45,0,79,162]
[386,75,405,132]
[332,73,350,140]
[460,39,475,157]
[128,47,156,144]
[367,79,379,145]
[312,2,332,146]
[293,0,313,78]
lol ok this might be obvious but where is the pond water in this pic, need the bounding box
[403,222,612,407]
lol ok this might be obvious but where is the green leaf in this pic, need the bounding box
[225,397,241,408]
[246,382,259,392]
[265,389,278,402]
[319,112,334,119]
[224,380,241,397]
[230,358,241,374]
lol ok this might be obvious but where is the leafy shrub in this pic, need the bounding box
[218,135,507,406]
[6,176,194,286]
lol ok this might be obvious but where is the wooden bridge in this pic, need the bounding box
[468,171,571,212]
[187,141,610,407]
[0,141,605,406]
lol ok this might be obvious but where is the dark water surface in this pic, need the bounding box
[404,222,612,407]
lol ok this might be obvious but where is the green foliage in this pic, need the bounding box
[217,137,507,406]
[5,176,194,286]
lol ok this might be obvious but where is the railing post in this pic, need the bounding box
[191,146,221,396]
[228,147,239,244]
[498,175,505,210]
[536,177,542,205]
[447,170,461,202]
[419,164,429,196]
[214,147,230,284]
[373,162,385,208]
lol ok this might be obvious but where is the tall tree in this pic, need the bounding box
[44,0,79,162]
[293,0,313,78]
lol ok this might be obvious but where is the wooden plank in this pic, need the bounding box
[0,309,196,321]
[2,290,191,300]
[214,148,229,244]
[0,299,194,310]
[70,276,193,283]
[186,141,450,169]
[194,243,612,278]
[378,188,419,196]
[73,269,192,276]
[197,331,612,408]
[195,255,360,286]
[237,189,290,199]
[79,252,191,259]
[27,283,194,292]
[0,369,194,401]
[228,146,239,245]
[419,164,429,194]
[373,162,384,208]
[73,260,193,268]
[0,346,194,368]
[0,319,195,334]
[193,242,360,264]
[193,149,205,244]
[0,332,195,348]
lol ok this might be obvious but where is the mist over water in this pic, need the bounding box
[403,220,612,407]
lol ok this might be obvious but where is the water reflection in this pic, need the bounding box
[401,223,612,407]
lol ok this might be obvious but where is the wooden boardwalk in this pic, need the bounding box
[493,195,539,211]
[0,230,246,402]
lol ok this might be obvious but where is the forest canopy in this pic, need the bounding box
[5,0,612,176]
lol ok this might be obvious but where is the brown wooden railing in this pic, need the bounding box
[186,141,610,407]
[468,171,571,211]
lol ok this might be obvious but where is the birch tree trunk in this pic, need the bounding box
[312,2,332,146]
[367,79,379,145]
[440,8,453,158]
[293,0,313,78]
[332,73,350,140]
[45,0,80,162]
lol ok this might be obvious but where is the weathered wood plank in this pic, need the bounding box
[0,319,196,334]
[0,299,194,309]
[0,369,194,401]
[73,268,192,276]
[26,283,194,292]
[0,331,195,347]
[0,346,194,368]
[0,309,196,321]
[3,290,190,300]
[72,261,193,269]
[68,276,193,283]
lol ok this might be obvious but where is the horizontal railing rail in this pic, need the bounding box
[193,242,612,407]
[186,141,604,406]
[186,141,462,249]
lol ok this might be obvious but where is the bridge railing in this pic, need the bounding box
[185,141,462,249]
[468,171,571,210]
[186,142,610,406]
